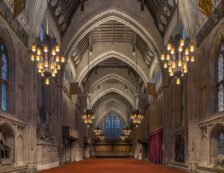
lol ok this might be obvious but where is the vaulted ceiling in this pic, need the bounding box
[48,0,176,37]
[82,58,144,89]
[56,0,163,124]
[72,20,153,68]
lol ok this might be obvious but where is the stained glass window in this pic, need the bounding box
[1,83,7,112]
[105,112,121,138]
[0,40,8,112]
[2,53,7,81]
[106,117,110,128]
[217,42,224,112]
[105,116,111,138]
[39,25,45,42]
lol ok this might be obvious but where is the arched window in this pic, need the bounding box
[39,25,45,42]
[217,42,224,112]
[104,112,121,138]
[0,40,8,112]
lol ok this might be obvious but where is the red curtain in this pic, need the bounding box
[149,128,163,163]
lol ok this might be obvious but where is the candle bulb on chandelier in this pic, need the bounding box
[161,54,165,60]
[31,55,35,61]
[191,56,195,62]
[166,54,170,60]
[32,45,36,52]
[176,78,180,85]
[45,78,50,85]
[61,56,65,63]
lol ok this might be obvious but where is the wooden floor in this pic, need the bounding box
[37,159,186,173]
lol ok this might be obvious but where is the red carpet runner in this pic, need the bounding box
[38,159,186,173]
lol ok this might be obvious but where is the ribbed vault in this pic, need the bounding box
[61,0,164,127]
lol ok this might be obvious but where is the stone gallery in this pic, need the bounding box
[0,0,223,173]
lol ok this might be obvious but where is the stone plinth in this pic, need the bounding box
[36,140,59,170]
[74,148,83,161]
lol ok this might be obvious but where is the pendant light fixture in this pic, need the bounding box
[123,126,132,136]
[160,0,195,85]
[98,133,105,141]
[94,126,102,136]
[120,133,127,141]
[82,46,95,127]
[31,12,65,85]
[130,45,144,127]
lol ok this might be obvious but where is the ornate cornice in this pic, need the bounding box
[198,111,224,138]
[0,111,26,129]
[198,111,224,127]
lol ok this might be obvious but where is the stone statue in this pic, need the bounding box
[37,111,56,143]
[0,140,5,158]
[175,135,185,162]
[46,112,56,142]
[0,131,4,142]
[0,139,10,159]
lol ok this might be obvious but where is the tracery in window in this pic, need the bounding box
[217,42,224,112]
[39,25,45,42]
[0,40,8,112]
[104,112,121,139]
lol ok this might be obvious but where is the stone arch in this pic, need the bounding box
[209,123,224,165]
[0,121,16,138]
[95,107,129,127]
[0,122,16,165]
[94,98,130,113]
[88,74,136,94]
[63,9,163,83]
[90,88,135,108]
[64,9,162,58]
[94,98,130,125]
[77,51,148,87]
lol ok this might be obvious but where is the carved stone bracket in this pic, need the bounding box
[198,111,224,139]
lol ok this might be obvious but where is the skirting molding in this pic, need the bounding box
[196,165,224,173]
[36,162,59,170]
[0,165,28,173]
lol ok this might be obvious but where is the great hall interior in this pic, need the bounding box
[0,0,223,173]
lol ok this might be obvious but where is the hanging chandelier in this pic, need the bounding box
[130,109,144,127]
[161,34,195,85]
[82,108,95,127]
[129,45,144,127]
[31,18,65,85]
[160,0,195,85]
[120,133,127,141]
[123,127,132,136]
[98,133,105,141]
[94,126,102,136]
[82,47,94,127]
